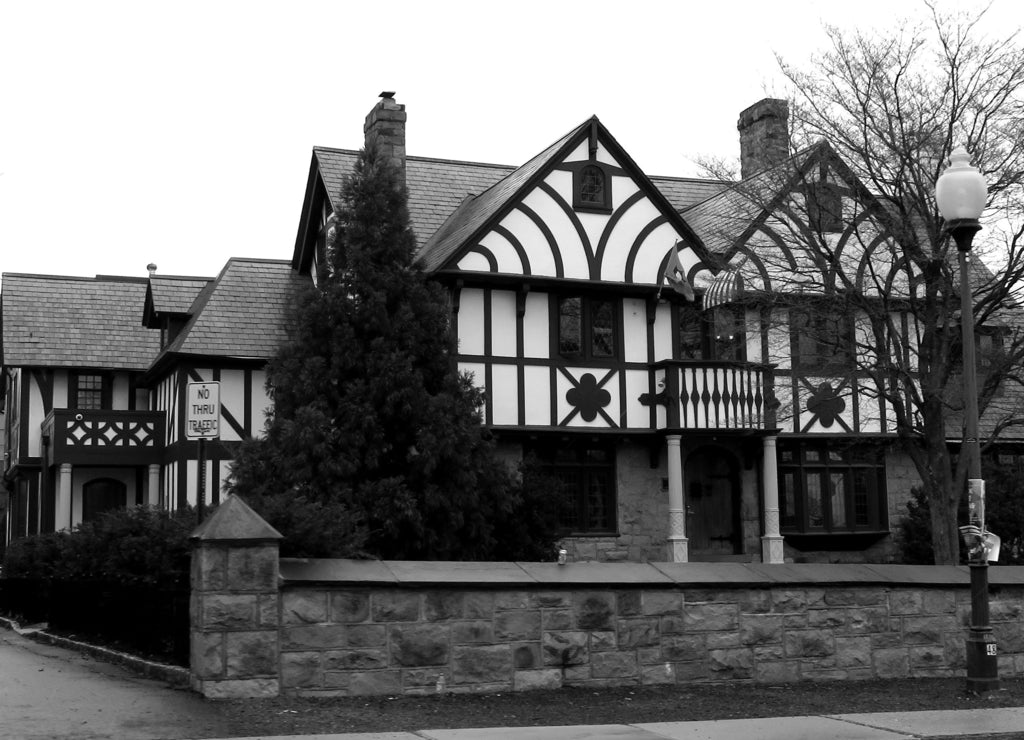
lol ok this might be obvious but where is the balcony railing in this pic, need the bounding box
[651,360,775,431]
[42,409,166,466]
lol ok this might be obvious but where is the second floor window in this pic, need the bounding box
[558,296,617,360]
[678,304,705,360]
[710,307,746,361]
[791,309,853,372]
[72,373,108,410]
[678,305,747,362]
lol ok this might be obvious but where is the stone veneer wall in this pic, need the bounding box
[561,443,667,564]
[271,561,1024,697]
[190,497,1024,700]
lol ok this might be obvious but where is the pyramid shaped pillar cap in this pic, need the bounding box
[190,493,283,543]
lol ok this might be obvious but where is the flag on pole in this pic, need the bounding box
[661,243,695,301]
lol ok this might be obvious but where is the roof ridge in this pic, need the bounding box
[150,273,216,281]
[651,173,733,186]
[222,257,294,266]
[313,145,516,171]
[2,272,146,283]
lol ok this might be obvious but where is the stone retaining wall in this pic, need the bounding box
[272,562,1024,696]
[189,496,1024,699]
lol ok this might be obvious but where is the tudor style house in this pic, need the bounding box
[2,93,1016,563]
[1,262,308,545]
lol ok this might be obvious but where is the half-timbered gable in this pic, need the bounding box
[412,118,733,441]
[679,135,1024,551]
[685,142,907,435]
[142,258,311,510]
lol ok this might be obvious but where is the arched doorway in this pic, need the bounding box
[685,446,742,558]
[82,478,126,523]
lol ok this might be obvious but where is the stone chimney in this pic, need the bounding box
[737,98,790,179]
[364,91,406,183]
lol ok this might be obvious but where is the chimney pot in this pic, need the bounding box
[737,98,790,179]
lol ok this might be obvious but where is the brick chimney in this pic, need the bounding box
[364,91,406,183]
[737,98,790,179]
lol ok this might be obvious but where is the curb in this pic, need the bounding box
[0,614,190,688]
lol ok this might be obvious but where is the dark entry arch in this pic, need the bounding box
[82,478,126,523]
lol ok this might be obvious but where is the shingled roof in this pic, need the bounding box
[1,273,160,370]
[312,147,729,264]
[416,121,592,272]
[147,275,212,315]
[315,148,517,252]
[156,258,311,362]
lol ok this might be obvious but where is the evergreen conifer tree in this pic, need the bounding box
[229,141,559,560]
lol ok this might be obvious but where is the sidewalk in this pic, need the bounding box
[202,707,1024,740]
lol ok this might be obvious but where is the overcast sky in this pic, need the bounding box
[0,0,1019,281]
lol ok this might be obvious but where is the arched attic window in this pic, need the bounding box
[574,163,612,212]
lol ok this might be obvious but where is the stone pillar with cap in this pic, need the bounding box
[190,494,283,699]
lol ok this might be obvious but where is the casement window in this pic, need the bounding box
[70,372,111,410]
[778,442,887,534]
[791,309,853,372]
[573,163,612,212]
[678,304,745,361]
[536,444,617,535]
[558,296,618,360]
[976,328,1007,372]
[677,304,705,360]
[709,307,746,361]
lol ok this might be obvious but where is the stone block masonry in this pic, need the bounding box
[190,497,1024,698]
[190,495,283,699]
[272,576,1024,695]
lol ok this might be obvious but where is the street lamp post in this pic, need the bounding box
[935,146,998,694]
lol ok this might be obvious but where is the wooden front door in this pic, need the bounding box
[685,447,741,557]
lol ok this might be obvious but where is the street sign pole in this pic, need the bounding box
[198,437,207,521]
[185,381,220,522]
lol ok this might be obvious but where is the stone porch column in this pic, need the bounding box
[56,463,72,531]
[666,434,688,563]
[147,464,161,507]
[191,494,283,699]
[761,435,784,564]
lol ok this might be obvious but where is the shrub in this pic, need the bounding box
[2,506,195,587]
[898,486,936,564]
[980,462,1024,564]
[1,531,68,580]
[899,461,1024,565]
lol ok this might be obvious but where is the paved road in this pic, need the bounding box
[0,627,237,740]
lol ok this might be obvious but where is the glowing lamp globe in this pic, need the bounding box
[935,147,987,222]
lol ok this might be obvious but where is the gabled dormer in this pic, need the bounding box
[417,115,713,290]
[142,270,214,350]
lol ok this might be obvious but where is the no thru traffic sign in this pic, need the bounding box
[186,382,221,439]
